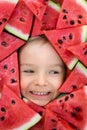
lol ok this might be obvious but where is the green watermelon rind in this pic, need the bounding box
[68,57,78,70]
[76,61,87,77]
[76,0,87,10]
[48,0,61,12]
[14,114,41,130]
[81,25,87,41]
[1,0,18,3]
[5,24,29,41]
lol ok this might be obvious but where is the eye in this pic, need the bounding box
[23,69,35,73]
[49,70,59,74]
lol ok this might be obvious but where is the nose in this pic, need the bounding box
[34,72,48,86]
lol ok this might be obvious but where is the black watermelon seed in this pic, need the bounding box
[1,41,8,47]
[71,112,77,118]
[3,64,8,70]
[69,33,73,40]
[70,20,75,25]
[72,85,77,89]
[62,9,68,13]
[0,116,5,121]
[77,20,81,24]
[52,128,57,130]
[0,22,2,25]
[63,15,67,19]
[65,96,69,101]
[10,69,15,73]
[20,17,25,22]
[59,99,62,103]
[62,36,66,40]
[2,18,7,22]
[78,15,83,19]
[84,51,87,55]
[10,79,17,83]
[51,119,56,122]
[75,107,82,112]
[57,39,63,44]
[1,107,6,112]
[11,99,16,104]
[70,93,74,98]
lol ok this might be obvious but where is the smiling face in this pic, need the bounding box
[19,36,66,106]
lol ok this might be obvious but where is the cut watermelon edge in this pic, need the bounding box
[5,24,29,41]
[14,114,41,130]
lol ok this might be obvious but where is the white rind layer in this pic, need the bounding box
[14,114,41,130]
[5,24,29,41]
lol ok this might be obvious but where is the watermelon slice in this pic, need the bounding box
[31,0,60,36]
[23,0,48,21]
[59,61,87,93]
[5,0,33,40]
[0,31,25,62]
[0,85,41,130]
[56,0,87,29]
[44,109,74,130]
[68,42,87,67]
[46,85,87,130]
[0,52,20,96]
[0,0,18,35]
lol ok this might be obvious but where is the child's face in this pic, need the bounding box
[19,37,65,106]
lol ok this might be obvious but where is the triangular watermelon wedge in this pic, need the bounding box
[59,61,87,93]
[23,0,48,21]
[68,42,87,67]
[0,52,20,97]
[0,85,41,130]
[44,25,87,69]
[0,31,25,62]
[31,0,60,36]
[56,0,87,29]
[0,0,19,35]
[46,85,87,130]
[5,0,33,41]
[44,109,74,130]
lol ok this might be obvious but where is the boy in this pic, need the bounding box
[19,35,66,106]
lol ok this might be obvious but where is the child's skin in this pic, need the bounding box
[19,36,66,106]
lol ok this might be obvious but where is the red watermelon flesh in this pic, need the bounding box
[5,0,33,41]
[68,42,87,67]
[59,62,87,93]
[56,0,87,29]
[0,52,20,97]
[31,0,60,36]
[0,85,41,130]
[44,25,87,69]
[0,0,18,35]
[0,31,25,62]
[44,109,74,130]
[23,0,48,21]
[46,85,87,130]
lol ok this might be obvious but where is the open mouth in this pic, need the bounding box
[30,91,51,96]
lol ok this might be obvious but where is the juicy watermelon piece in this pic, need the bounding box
[68,42,87,67]
[0,0,18,35]
[56,0,87,29]
[44,109,75,130]
[31,0,60,36]
[23,0,48,21]
[59,61,87,93]
[46,85,87,130]
[0,31,24,62]
[5,0,33,40]
[0,85,41,130]
[44,25,87,69]
[0,52,20,96]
